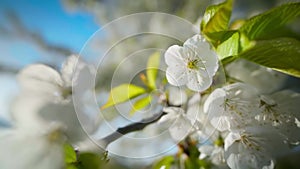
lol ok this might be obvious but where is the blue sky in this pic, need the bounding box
[0,0,99,58]
[0,0,100,124]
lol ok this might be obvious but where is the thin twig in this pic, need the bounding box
[99,111,167,148]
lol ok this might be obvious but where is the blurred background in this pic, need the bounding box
[0,0,299,168]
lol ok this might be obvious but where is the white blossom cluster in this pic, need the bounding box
[0,33,299,169]
[163,34,300,169]
[0,56,99,169]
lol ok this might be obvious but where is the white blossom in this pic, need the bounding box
[199,145,227,167]
[256,90,300,144]
[167,86,188,106]
[224,124,290,169]
[164,34,219,92]
[186,94,220,142]
[159,107,193,142]
[0,56,99,169]
[0,124,65,169]
[16,55,92,102]
[204,83,261,131]
[12,55,94,129]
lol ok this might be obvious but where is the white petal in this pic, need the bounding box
[18,64,63,96]
[0,128,64,169]
[210,116,231,132]
[224,132,241,151]
[184,34,219,76]
[61,55,79,86]
[12,94,50,128]
[183,34,205,47]
[204,88,226,113]
[186,98,201,124]
[186,70,212,92]
[204,89,228,131]
[39,102,88,143]
[166,66,188,86]
[168,86,188,106]
[271,90,300,118]
[210,147,226,165]
[159,107,184,124]
[169,114,192,142]
[164,45,186,66]
[226,144,275,169]
[199,145,214,156]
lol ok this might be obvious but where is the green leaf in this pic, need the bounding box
[78,153,103,169]
[153,156,174,169]
[239,33,255,52]
[217,31,240,60]
[239,2,300,40]
[102,84,146,109]
[66,165,78,169]
[64,144,77,164]
[146,52,161,89]
[184,158,200,169]
[201,0,233,41]
[130,95,152,115]
[239,37,300,77]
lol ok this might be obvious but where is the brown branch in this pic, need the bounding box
[99,111,167,148]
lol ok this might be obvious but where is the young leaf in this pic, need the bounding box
[201,0,233,40]
[101,84,146,109]
[217,31,240,60]
[239,2,300,40]
[239,37,300,77]
[64,143,77,164]
[66,165,78,169]
[130,95,152,115]
[152,156,174,169]
[147,52,161,89]
[78,153,103,169]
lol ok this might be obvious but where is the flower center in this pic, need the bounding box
[47,128,65,143]
[187,59,199,70]
[61,87,72,99]
[240,134,261,151]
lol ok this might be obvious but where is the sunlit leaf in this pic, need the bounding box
[239,37,300,77]
[217,31,240,60]
[66,165,78,169]
[152,156,174,169]
[78,153,103,169]
[201,0,233,42]
[147,52,161,89]
[130,95,152,115]
[101,84,146,109]
[240,2,300,40]
[64,143,77,164]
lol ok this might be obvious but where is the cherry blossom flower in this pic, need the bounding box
[224,123,290,169]
[164,34,219,92]
[256,90,300,144]
[12,55,94,128]
[199,145,227,167]
[0,124,65,169]
[186,94,220,143]
[204,83,261,131]
[16,55,93,102]
[0,56,99,169]
[159,107,193,142]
